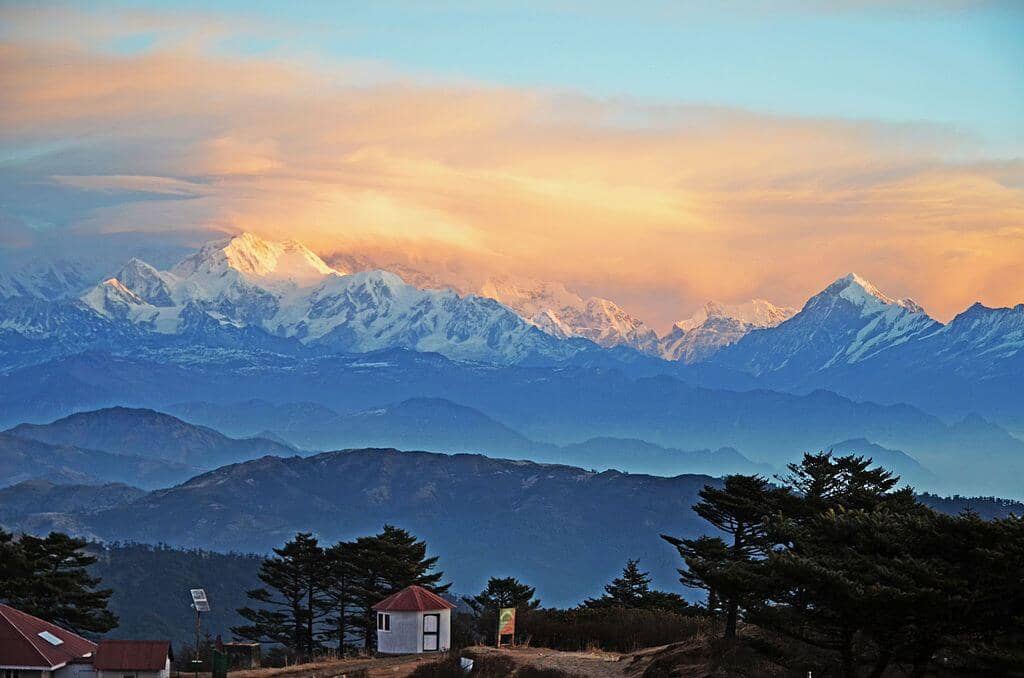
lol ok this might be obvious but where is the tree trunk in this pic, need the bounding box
[306,584,315,659]
[292,604,303,662]
[724,526,743,640]
[342,606,350,655]
[724,599,738,639]
[840,627,855,678]
[867,647,891,678]
[910,648,934,678]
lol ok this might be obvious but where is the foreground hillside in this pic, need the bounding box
[53,448,713,606]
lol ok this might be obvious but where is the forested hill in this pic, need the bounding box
[87,542,263,648]
[918,493,1024,520]
[73,449,715,605]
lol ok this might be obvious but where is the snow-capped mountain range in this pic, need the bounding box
[2,232,1022,407]
[710,273,940,376]
[74,233,572,364]
[477,276,662,354]
[661,300,797,363]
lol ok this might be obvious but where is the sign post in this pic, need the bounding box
[496,608,516,648]
[190,589,211,678]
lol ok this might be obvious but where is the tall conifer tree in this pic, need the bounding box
[1,531,118,634]
[233,532,327,660]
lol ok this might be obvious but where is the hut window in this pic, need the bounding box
[377,612,391,632]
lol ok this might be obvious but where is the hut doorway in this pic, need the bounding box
[423,613,440,651]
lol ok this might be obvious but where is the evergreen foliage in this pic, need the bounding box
[232,532,328,661]
[345,524,449,649]
[233,525,447,657]
[463,576,541,643]
[662,474,785,638]
[583,559,691,613]
[664,452,1024,677]
[465,576,541,614]
[0,529,118,634]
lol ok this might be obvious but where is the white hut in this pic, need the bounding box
[372,585,454,654]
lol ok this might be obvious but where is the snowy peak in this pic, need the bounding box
[662,299,796,363]
[478,277,582,319]
[114,258,175,307]
[814,273,925,315]
[173,232,343,290]
[0,258,92,301]
[673,299,796,333]
[940,302,1024,357]
[710,274,942,374]
[476,276,659,353]
[82,277,150,319]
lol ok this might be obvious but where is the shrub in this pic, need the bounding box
[518,607,710,653]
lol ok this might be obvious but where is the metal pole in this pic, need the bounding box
[195,607,201,678]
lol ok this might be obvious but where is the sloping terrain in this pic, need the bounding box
[61,448,716,606]
[6,406,294,467]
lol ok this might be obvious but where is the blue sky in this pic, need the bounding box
[105,0,1024,151]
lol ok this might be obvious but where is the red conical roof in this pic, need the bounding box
[372,585,455,612]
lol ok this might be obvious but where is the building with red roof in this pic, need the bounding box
[0,606,172,678]
[0,604,97,678]
[372,586,454,655]
[93,641,171,678]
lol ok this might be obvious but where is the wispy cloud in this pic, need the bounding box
[1,4,1021,328]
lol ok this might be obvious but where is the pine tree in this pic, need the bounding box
[1,531,118,634]
[464,576,541,642]
[321,540,357,651]
[594,560,651,607]
[584,559,691,613]
[465,577,541,614]
[233,532,327,661]
[662,475,783,639]
[779,452,915,516]
[346,525,448,649]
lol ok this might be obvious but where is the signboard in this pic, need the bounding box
[498,607,516,636]
[191,588,211,612]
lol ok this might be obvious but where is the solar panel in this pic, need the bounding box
[190,588,211,612]
[38,631,64,646]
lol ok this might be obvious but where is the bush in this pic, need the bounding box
[518,607,710,653]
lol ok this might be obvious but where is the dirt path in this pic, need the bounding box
[181,654,433,678]
[178,644,642,678]
[466,645,628,677]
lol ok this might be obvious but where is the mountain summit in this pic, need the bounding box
[172,233,344,290]
[710,273,939,377]
[812,273,925,316]
[477,276,661,354]
[661,299,796,363]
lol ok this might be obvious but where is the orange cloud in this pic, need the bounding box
[1,8,1021,330]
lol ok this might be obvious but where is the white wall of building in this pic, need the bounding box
[57,663,95,678]
[95,657,169,678]
[376,609,451,654]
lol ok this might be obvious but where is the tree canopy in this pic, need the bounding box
[0,529,118,634]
